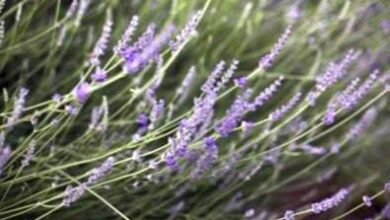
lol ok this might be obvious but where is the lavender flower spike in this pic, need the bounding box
[63,183,87,207]
[0,145,12,175]
[269,92,302,121]
[191,136,218,178]
[114,15,139,53]
[249,76,284,111]
[176,66,196,96]
[73,82,91,103]
[21,140,36,168]
[346,107,377,140]
[6,87,29,127]
[170,10,202,51]
[87,156,115,184]
[311,188,350,214]
[89,12,113,66]
[258,25,292,70]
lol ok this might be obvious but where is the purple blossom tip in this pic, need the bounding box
[74,82,91,103]
[284,210,295,220]
[311,188,349,214]
[362,195,372,207]
[234,76,248,88]
[91,67,107,82]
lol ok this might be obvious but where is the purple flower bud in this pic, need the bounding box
[65,104,79,116]
[136,112,149,129]
[52,93,63,103]
[245,208,255,218]
[73,82,91,103]
[362,195,372,207]
[234,76,248,88]
[323,103,337,125]
[91,67,107,82]
[284,210,295,220]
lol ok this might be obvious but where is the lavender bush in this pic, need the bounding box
[0,0,389,219]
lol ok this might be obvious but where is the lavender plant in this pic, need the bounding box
[0,0,389,220]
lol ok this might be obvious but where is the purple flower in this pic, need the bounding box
[311,188,350,214]
[340,70,379,110]
[384,181,390,193]
[165,151,177,168]
[63,183,87,207]
[170,11,202,51]
[245,208,255,218]
[123,25,174,74]
[284,210,295,220]
[381,202,390,219]
[73,82,91,103]
[241,120,254,136]
[91,67,107,82]
[346,107,377,140]
[362,195,372,207]
[114,15,139,53]
[87,156,115,184]
[381,20,390,33]
[300,144,326,155]
[7,87,29,127]
[249,76,284,110]
[234,76,248,88]
[136,112,149,129]
[269,92,302,121]
[215,89,252,137]
[323,103,337,125]
[89,13,113,66]
[21,141,36,168]
[52,93,63,103]
[191,136,218,178]
[201,61,226,94]
[307,49,360,106]
[65,104,79,116]
[258,25,292,70]
[176,66,197,96]
[149,98,165,126]
[0,145,12,175]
